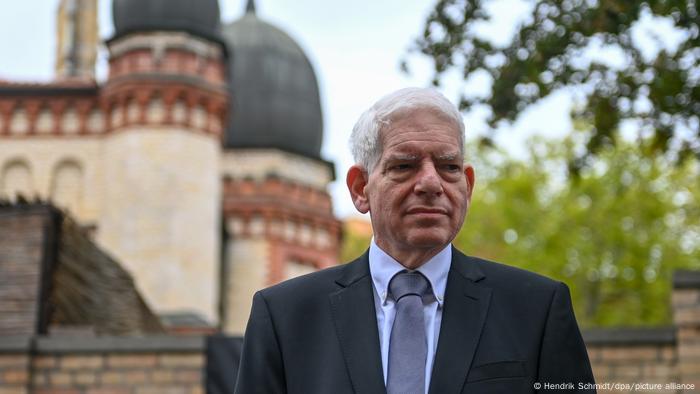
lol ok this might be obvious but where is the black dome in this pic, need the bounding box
[221,8,323,159]
[112,0,222,43]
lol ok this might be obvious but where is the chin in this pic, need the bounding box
[405,232,452,249]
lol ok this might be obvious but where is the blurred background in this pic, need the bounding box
[0,0,699,392]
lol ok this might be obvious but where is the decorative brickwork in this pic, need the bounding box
[101,82,226,138]
[0,83,100,138]
[107,33,226,85]
[222,174,341,285]
[101,32,227,140]
[0,84,225,140]
[220,156,341,334]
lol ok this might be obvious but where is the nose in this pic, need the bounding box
[414,162,443,196]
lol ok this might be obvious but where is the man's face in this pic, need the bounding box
[348,108,474,261]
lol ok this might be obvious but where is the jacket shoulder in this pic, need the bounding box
[456,251,562,292]
[257,254,367,303]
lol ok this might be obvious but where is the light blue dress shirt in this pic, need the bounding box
[369,239,451,394]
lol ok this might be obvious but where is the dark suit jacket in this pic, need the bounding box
[234,247,596,393]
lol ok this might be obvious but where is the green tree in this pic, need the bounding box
[456,134,700,327]
[408,0,699,166]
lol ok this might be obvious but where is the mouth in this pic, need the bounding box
[406,207,448,216]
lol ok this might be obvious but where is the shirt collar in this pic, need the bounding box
[369,238,451,306]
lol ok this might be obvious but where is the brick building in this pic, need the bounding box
[0,0,341,335]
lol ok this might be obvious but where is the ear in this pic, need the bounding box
[346,165,370,214]
[464,165,475,200]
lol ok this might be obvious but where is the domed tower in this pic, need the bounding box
[99,0,228,321]
[220,1,341,334]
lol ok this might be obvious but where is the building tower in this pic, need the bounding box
[0,0,342,330]
[55,0,99,80]
[219,1,341,334]
[99,0,228,321]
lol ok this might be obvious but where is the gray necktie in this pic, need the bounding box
[387,270,431,394]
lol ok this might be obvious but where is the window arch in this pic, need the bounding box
[1,159,33,200]
[9,106,29,135]
[147,95,165,124]
[50,159,84,215]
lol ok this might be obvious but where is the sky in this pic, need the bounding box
[0,0,681,218]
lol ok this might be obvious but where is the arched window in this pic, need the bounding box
[192,104,207,129]
[9,106,29,135]
[110,104,122,128]
[36,108,54,134]
[1,159,33,200]
[172,99,187,124]
[126,99,139,124]
[147,96,165,124]
[87,108,104,133]
[50,159,84,215]
[62,107,80,134]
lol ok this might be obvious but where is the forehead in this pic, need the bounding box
[379,108,462,155]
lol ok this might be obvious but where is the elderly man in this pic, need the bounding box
[234,88,595,394]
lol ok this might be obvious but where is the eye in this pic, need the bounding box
[441,164,462,172]
[390,163,414,171]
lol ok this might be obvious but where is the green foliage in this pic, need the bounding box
[340,221,373,263]
[408,0,700,166]
[455,135,700,327]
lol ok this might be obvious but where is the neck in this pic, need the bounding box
[375,239,448,270]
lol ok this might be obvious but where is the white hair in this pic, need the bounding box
[349,87,465,172]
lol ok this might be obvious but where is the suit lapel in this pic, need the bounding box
[428,248,492,394]
[329,253,386,394]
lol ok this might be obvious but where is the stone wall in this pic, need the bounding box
[673,270,700,391]
[99,127,221,323]
[578,270,700,393]
[585,328,680,390]
[0,336,205,394]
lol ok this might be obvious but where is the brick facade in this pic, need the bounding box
[585,328,680,391]
[574,271,700,393]
[220,152,341,334]
[0,336,204,394]
[673,271,700,391]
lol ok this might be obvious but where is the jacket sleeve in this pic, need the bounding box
[537,281,597,393]
[234,291,286,394]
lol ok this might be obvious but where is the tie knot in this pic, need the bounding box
[389,271,430,301]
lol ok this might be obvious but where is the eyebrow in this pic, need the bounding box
[385,154,420,162]
[384,152,463,162]
[436,153,461,161]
